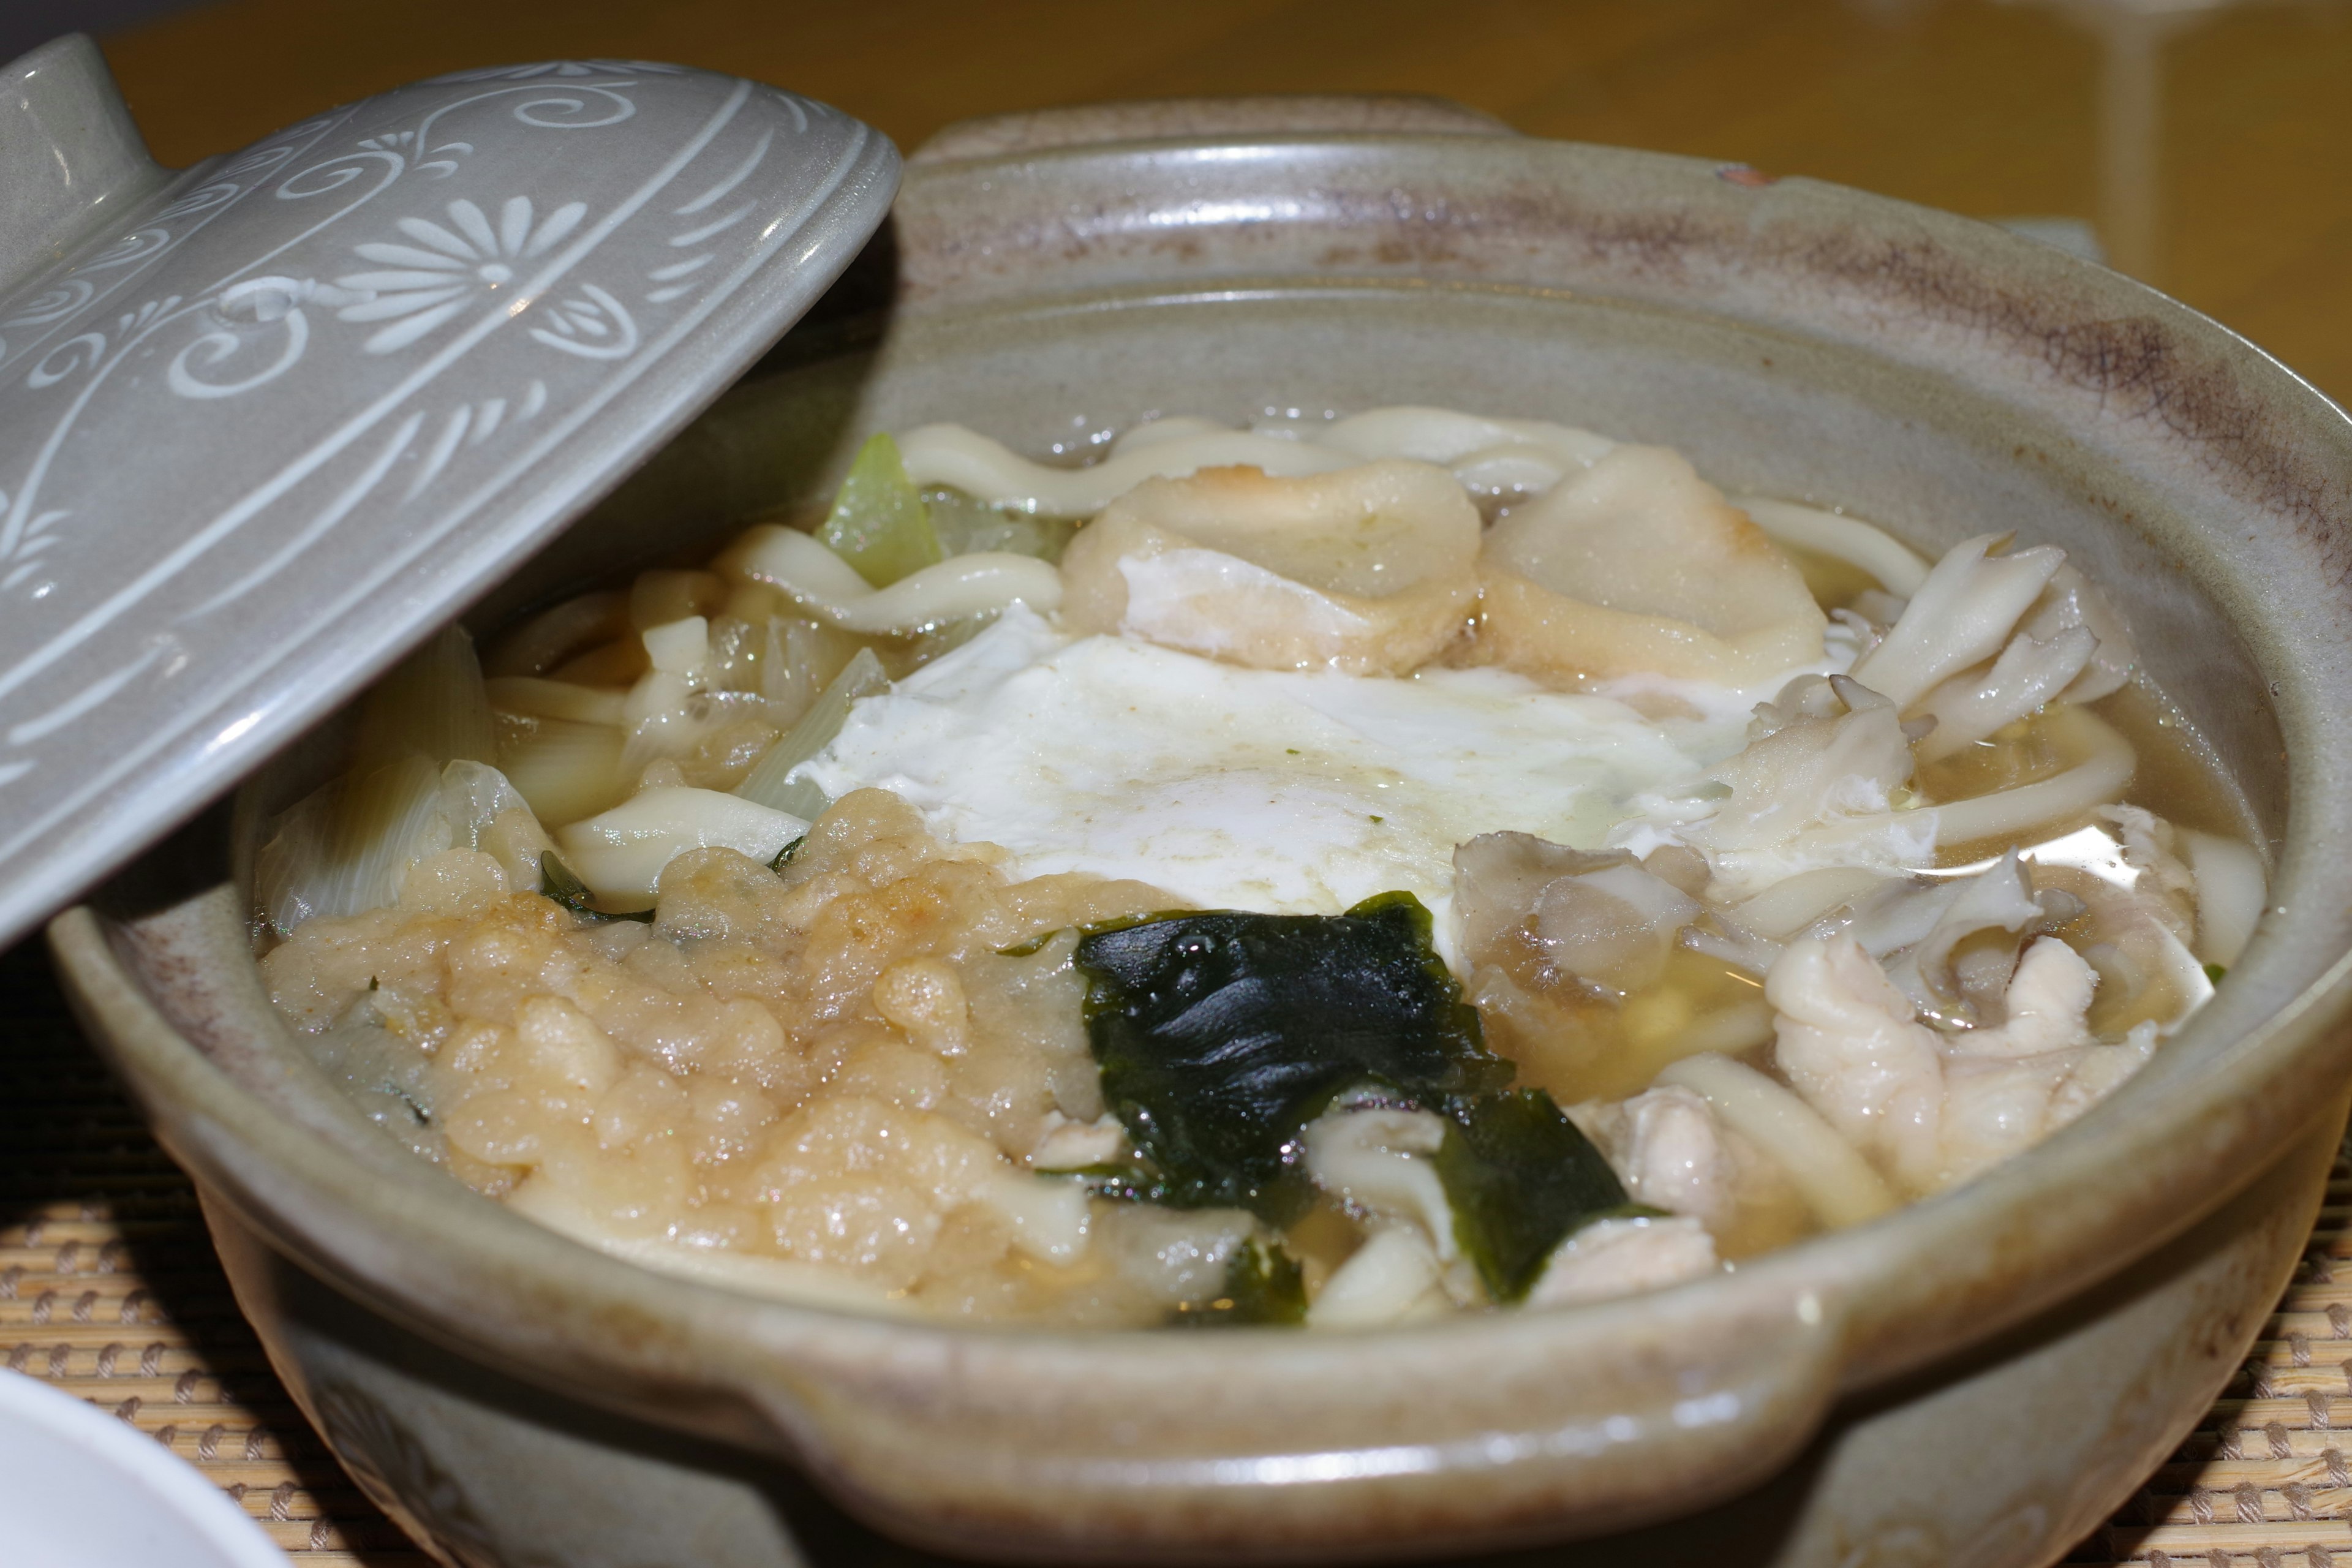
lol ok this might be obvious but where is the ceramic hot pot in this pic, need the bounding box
[18,31,2352,1568]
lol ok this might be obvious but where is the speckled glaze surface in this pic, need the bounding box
[0,36,896,952]
[46,88,2352,1567]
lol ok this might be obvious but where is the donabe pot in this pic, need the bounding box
[51,91,2352,1567]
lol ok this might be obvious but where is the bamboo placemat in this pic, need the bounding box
[3,935,2347,1568]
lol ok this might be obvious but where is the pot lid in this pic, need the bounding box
[0,42,898,949]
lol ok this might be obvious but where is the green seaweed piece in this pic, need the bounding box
[2204,962,2228,986]
[1168,1237,1307,1327]
[769,834,807,871]
[1072,892,1510,1217]
[539,852,655,924]
[1436,1088,1629,1303]
[818,433,942,588]
[995,932,1058,959]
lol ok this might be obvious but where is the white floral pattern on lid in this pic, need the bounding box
[0,56,899,947]
[337,195,593,353]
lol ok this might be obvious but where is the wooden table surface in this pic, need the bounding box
[96,0,2352,402]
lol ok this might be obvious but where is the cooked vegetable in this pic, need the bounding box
[924,487,1077,562]
[734,647,888,820]
[1171,1236,1307,1327]
[552,786,806,903]
[1434,1089,1630,1303]
[539,851,652,924]
[255,755,447,935]
[758,614,853,723]
[357,624,496,771]
[1072,892,1510,1216]
[257,758,547,937]
[817,432,942,588]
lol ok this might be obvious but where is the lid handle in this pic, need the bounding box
[0,33,172,298]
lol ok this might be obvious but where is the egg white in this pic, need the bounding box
[793,607,1806,962]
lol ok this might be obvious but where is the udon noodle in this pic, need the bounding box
[254,406,2264,1327]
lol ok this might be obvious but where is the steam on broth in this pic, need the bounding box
[254,407,2264,1327]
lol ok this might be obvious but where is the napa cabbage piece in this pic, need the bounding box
[484,676,628,727]
[1469,445,1827,686]
[1071,892,1509,1216]
[818,432,943,588]
[299,1008,444,1162]
[1058,459,1482,675]
[924,487,1079,562]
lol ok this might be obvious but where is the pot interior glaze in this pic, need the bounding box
[54,119,2352,1564]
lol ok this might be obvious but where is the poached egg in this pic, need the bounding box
[793,607,1789,959]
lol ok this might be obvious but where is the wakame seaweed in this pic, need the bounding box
[1436,1089,1629,1303]
[1169,1237,1308,1327]
[1072,892,1510,1216]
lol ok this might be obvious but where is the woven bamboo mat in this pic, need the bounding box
[4,936,2350,1568]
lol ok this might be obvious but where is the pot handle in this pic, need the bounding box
[910,92,1515,164]
[0,34,172,300]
